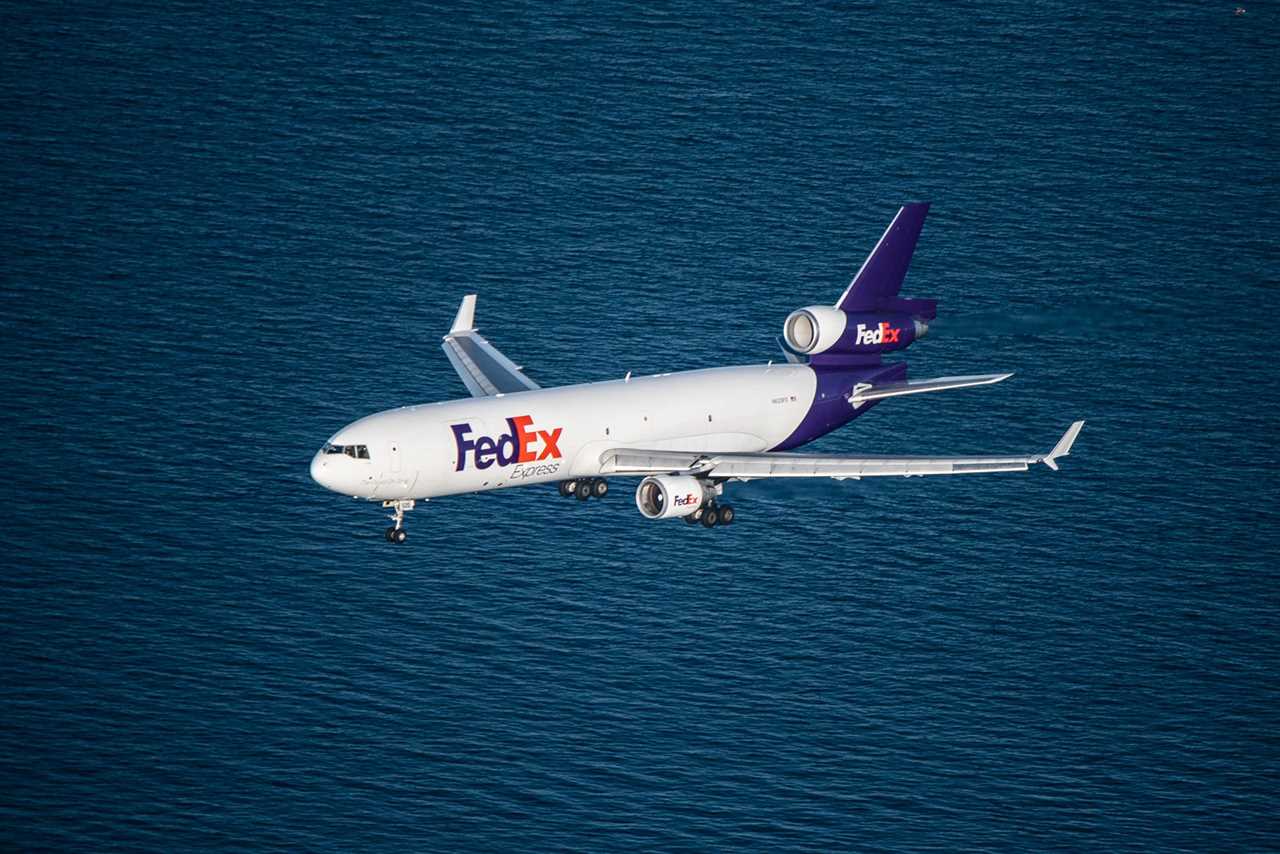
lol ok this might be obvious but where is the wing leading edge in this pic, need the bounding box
[600,422,1085,481]
[441,294,540,397]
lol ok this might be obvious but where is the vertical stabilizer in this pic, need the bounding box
[835,203,935,319]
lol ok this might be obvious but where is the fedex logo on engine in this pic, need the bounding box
[855,321,902,346]
[452,416,562,471]
[673,493,700,507]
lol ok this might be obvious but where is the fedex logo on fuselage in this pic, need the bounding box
[452,416,562,471]
[855,322,902,346]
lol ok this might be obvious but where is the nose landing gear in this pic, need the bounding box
[382,499,415,544]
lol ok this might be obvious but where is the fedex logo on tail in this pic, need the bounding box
[452,416,562,471]
[855,322,902,346]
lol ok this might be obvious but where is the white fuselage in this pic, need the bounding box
[309,364,819,501]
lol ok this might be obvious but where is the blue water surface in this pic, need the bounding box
[2,2,1277,851]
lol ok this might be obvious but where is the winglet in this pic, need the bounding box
[450,294,477,334]
[1043,420,1085,471]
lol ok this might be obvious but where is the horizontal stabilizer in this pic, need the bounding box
[775,336,805,364]
[848,373,1012,407]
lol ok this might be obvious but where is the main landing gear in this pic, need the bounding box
[382,499,415,544]
[559,478,609,501]
[684,501,736,529]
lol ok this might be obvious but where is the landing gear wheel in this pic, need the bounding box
[684,512,701,525]
[700,504,720,528]
[575,480,593,501]
[381,498,416,544]
[591,478,609,498]
[558,480,575,497]
[716,504,735,526]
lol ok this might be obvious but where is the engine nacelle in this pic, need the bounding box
[783,305,848,355]
[635,475,709,519]
[783,306,927,356]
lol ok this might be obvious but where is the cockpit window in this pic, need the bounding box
[323,443,371,460]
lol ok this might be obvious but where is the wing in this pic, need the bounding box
[441,295,540,397]
[601,422,1085,480]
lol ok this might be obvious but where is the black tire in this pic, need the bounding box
[391,528,407,544]
[575,480,593,501]
[558,480,574,497]
[683,512,700,525]
[700,505,719,528]
[385,526,398,541]
[717,504,735,526]
[591,478,609,498]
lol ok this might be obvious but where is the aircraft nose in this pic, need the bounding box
[310,450,337,492]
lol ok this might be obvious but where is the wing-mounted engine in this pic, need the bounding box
[635,475,712,519]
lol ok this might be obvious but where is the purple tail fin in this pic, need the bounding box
[834,203,936,320]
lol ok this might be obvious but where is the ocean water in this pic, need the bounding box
[2,2,1277,850]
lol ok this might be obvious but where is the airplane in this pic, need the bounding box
[310,203,1084,543]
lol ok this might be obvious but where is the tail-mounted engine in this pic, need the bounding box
[635,475,711,519]
[783,305,929,357]
[782,201,937,360]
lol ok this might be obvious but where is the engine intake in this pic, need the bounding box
[635,475,708,519]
